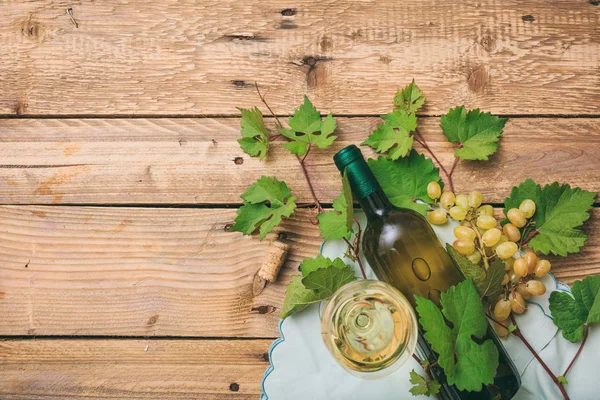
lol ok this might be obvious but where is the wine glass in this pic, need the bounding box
[320,279,418,379]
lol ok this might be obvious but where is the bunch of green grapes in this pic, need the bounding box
[425,182,552,337]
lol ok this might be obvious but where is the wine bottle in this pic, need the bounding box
[333,145,521,400]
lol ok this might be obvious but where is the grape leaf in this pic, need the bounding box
[447,245,485,282]
[302,264,356,298]
[416,279,499,392]
[446,245,504,301]
[237,107,270,160]
[368,150,443,215]
[395,79,425,114]
[299,254,348,275]
[317,172,354,240]
[549,275,600,342]
[503,179,596,256]
[478,259,505,301]
[231,176,297,240]
[440,106,507,160]
[362,109,417,160]
[409,370,441,397]
[280,256,355,318]
[277,96,337,157]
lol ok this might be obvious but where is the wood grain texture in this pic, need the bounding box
[0,206,324,337]
[0,117,598,205]
[0,338,270,399]
[1,0,599,116]
[0,206,597,336]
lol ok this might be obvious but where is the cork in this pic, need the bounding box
[252,240,289,296]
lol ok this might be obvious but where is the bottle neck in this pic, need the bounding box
[358,189,392,221]
[339,152,392,221]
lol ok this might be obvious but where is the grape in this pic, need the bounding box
[524,250,538,274]
[491,235,508,252]
[440,191,456,209]
[526,280,546,296]
[467,251,482,264]
[503,223,521,242]
[455,194,469,210]
[477,215,497,230]
[496,242,518,259]
[449,206,468,220]
[427,182,442,200]
[427,209,448,225]
[482,228,502,247]
[454,226,477,242]
[504,257,515,271]
[519,199,536,219]
[513,258,528,278]
[453,240,475,255]
[510,292,526,314]
[509,272,520,284]
[501,273,510,285]
[515,283,531,300]
[492,320,509,338]
[507,208,527,228]
[493,299,511,321]
[534,259,551,278]
[468,191,483,208]
[477,205,494,217]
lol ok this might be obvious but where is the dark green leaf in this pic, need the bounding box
[549,275,600,342]
[416,279,499,392]
[503,179,596,256]
[368,151,443,215]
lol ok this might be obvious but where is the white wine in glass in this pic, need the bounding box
[321,279,418,379]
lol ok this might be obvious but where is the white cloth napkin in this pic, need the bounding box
[261,215,598,400]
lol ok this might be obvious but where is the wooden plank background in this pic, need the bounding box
[0,0,599,398]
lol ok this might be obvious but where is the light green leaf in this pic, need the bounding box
[302,264,356,298]
[440,106,507,160]
[368,150,443,215]
[231,177,297,240]
[299,254,348,276]
[409,369,441,397]
[416,279,499,392]
[503,179,596,256]
[549,275,600,342]
[281,256,356,319]
[317,172,354,240]
[278,96,337,156]
[394,79,425,114]
[237,107,269,160]
[362,109,417,160]
[280,275,321,319]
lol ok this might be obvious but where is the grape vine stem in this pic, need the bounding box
[563,325,589,378]
[254,82,367,279]
[255,82,324,214]
[414,129,457,192]
[509,315,570,400]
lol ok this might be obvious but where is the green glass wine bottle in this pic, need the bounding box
[334,145,521,400]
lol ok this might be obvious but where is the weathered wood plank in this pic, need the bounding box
[0,206,322,337]
[1,1,599,115]
[0,117,598,205]
[0,206,597,336]
[0,338,270,399]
